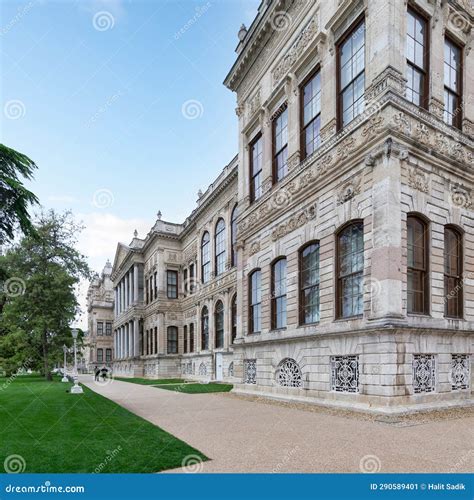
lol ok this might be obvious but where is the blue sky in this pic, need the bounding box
[1,0,259,271]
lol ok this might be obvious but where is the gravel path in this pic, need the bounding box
[80,376,474,473]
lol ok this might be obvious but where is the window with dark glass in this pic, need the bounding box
[201,232,211,283]
[201,307,209,350]
[183,268,188,296]
[215,219,226,276]
[97,321,104,336]
[189,323,194,352]
[444,38,462,128]
[250,134,263,202]
[273,105,288,182]
[167,270,178,299]
[184,325,188,353]
[337,221,364,318]
[105,322,112,336]
[145,278,149,304]
[301,70,321,158]
[406,9,428,108]
[271,258,287,329]
[97,348,103,363]
[167,326,178,354]
[299,242,320,324]
[189,263,195,293]
[444,226,463,318]
[338,19,365,128]
[106,348,112,362]
[231,205,238,267]
[231,294,237,343]
[249,269,262,333]
[154,271,158,298]
[407,215,429,314]
[215,300,224,348]
[154,327,157,354]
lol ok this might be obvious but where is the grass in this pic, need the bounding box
[154,383,233,394]
[0,375,207,473]
[114,377,184,385]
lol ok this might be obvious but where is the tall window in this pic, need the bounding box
[231,205,238,267]
[338,19,365,128]
[271,258,287,329]
[444,226,463,318]
[167,270,178,299]
[407,215,429,314]
[97,348,103,363]
[301,70,321,159]
[105,322,112,336]
[215,219,226,276]
[406,9,428,108]
[189,263,195,293]
[273,105,288,182]
[337,221,364,318]
[201,232,211,283]
[201,306,209,350]
[183,268,188,296]
[183,325,188,353]
[444,38,462,129]
[154,271,158,298]
[250,134,263,202]
[154,327,157,354]
[167,326,178,354]
[97,322,104,336]
[145,278,149,304]
[215,301,224,348]
[299,242,320,324]
[231,294,237,343]
[189,323,194,352]
[249,270,262,334]
[106,348,112,362]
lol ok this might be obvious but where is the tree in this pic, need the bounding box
[0,144,39,244]
[0,210,90,379]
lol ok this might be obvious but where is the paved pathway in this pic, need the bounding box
[80,376,473,473]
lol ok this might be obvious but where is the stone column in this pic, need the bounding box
[286,74,300,170]
[121,326,125,359]
[261,108,272,192]
[134,264,139,303]
[129,321,134,358]
[133,318,140,356]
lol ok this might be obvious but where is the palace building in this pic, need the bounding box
[94,0,473,412]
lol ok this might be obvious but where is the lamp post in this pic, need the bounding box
[61,344,68,382]
[70,328,83,394]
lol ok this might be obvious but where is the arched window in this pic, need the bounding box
[249,269,262,334]
[215,300,224,348]
[215,219,226,276]
[201,232,210,283]
[299,242,320,324]
[271,258,287,329]
[407,215,429,314]
[444,226,463,318]
[183,325,188,354]
[231,205,238,267]
[167,326,178,354]
[189,323,194,353]
[337,221,364,318]
[201,306,209,350]
[231,294,237,343]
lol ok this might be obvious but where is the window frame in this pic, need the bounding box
[166,270,178,299]
[201,306,209,351]
[271,257,287,330]
[272,103,289,183]
[215,300,224,348]
[248,269,262,334]
[97,321,104,336]
[299,241,321,325]
[189,323,194,353]
[300,66,322,160]
[444,225,463,319]
[231,294,237,343]
[167,326,178,354]
[336,15,366,130]
[444,35,463,130]
[97,348,103,363]
[215,218,226,276]
[249,132,263,203]
[183,324,188,354]
[105,348,112,362]
[201,232,211,283]
[105,322,112,336]
[231,205,238,267]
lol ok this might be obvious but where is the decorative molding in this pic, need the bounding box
[337,176,362,204]
[249,241,261,255]
[407,168,429,193]
[450,183,472,209]
[247,88,261,119]
[271,203,317,241]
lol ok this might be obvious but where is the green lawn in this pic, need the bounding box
[114,377,184,385]
[155,383,233,394]
[0,375,206,473]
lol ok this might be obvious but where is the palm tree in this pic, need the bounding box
[0,144,39,244]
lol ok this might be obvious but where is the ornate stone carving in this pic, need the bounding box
[249,241,261,255]
[413,354,435,393]
[361,115,384,140]
[337,176,362,204]
[247,88,261,118]
[336,137,356,160]
[450,184,472,209]
[244,359,257,384]
[271,203,317,241]
[451,354,470,391]
[331,355,359,393]
[407,168,429,193]
[276,358,303,388]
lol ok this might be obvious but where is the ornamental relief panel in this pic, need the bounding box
[450,183,472,209]
[337,176,362,205]
[407,168,429,194]
[271,203,317,241]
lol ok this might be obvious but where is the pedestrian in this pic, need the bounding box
[94,368,100,381]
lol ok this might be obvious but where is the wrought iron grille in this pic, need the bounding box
[244,359,257,384]
[413,354,436,393]
[331,355,359,393]
[451,354,470,390]
[198,362,207,376]
[276,358,303,388]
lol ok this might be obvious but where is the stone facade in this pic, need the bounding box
[86,261,114,372]
[94,0,473,412]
